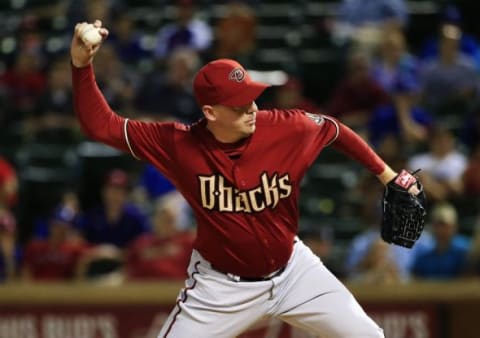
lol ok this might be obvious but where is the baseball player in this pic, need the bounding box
[70,20,425,338]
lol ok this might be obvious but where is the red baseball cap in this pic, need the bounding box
[193,59,270,107]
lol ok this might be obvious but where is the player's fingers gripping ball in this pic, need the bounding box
[80,23,103,46]
[381,169,426,248]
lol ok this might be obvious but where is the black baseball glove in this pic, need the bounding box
[381,169,426,248]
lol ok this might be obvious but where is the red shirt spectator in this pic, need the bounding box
[126,191,194,280]
[0,52,46,122]
[126,231,194,280]
[263,77,322,114]
[22,240,87,281]
[22,206,88,281]
[0,157,18,208]
[328,51,389,129]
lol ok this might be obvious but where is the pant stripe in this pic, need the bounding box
[162,261,201,337]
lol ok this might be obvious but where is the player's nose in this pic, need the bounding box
[247,101,258,114]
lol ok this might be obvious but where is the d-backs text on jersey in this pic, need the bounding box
[198,172,292,213]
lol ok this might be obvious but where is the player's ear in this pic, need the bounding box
[202,105,217,121]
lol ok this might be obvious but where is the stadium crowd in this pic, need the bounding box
[1,0,480,285]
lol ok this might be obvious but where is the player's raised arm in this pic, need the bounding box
[71,20,109,68]
[70,20,131,153]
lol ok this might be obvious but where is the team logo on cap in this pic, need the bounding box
[229,67,246,82]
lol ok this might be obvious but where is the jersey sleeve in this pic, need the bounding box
[72,64,177,177]
[72,64,128,152]
[291,110,340,167]
[296,110,385,175]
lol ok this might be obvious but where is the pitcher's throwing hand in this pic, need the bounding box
[70,20,108,68]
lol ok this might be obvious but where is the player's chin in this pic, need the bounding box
[244,124,256,134]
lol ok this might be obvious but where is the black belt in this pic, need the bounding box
[212,264,287,282]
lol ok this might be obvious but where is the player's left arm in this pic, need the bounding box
[324,116,419,192]
[319,115,426,248]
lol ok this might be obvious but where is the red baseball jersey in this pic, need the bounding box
[73,65,385,277]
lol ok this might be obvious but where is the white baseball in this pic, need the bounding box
[81,24,102,45]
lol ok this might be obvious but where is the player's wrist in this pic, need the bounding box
[376,166,397,186]
[71,59,91,68]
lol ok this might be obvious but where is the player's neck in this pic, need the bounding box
[206,123,247,144]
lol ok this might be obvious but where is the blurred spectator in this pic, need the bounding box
[0,208,19,283]
[338,0,407,26]
[67,0,117,29]
[15,15,48,64]
[126,192,194,280]
[419,23,478,117]
[21,1,67,22]
[28,55,78,143]
[350,238,401,285]
[407,126,468,202]
[154,0,213,61]
[22,205,88,281]
[264,76,321,114]
[0,50,46,128]
[329,0,407,50]
[135,48,201,123]
[0,156,18,209]
[108,12,150,66]
[372,28,420,96]
[94,43,139,114]
[33,190,81,240]
[78,169,150,249]
[209,2,257,67]
[369,28,431,146]
[412,203,470,280]
[420,4,480,70]
[327,50,390,133]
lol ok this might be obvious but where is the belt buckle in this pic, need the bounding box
[226,273,241,282]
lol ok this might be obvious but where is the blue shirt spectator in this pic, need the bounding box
[368,28,432,145]
[345,228,434,280]
[154,0,212,60]
[338,0,408,27]
[412,239,469,279]
[79,203,150,248]
[138,164,176,200]
[369,104,433,147]
[78,169,150,248]
[412,203,470,279]
[419,5,480,70]
[135,48,202,123]
[372,54,420,95]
